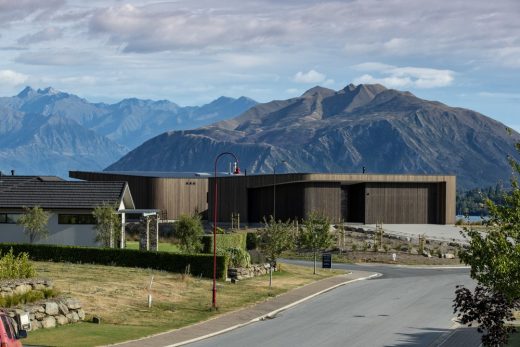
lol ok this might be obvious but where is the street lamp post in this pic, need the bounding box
[213,152,240,309]
[273,160,286,221]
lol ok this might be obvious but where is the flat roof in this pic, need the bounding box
[70,170,243,179]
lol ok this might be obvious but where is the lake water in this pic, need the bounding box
[455,215,486,222]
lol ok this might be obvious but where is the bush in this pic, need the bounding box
[246,232,259,250]
[0,243,227,279]
[201,233,247,253]
[175,214,204,253]
[219,247,251,268]
[0,248,35,280]
[0,288,59,308]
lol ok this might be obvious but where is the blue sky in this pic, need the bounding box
[0,0,519,129]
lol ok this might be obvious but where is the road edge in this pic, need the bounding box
[164,272,381,347]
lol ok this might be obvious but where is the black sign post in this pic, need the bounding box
[322,253,332,269]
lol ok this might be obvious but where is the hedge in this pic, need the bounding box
[201,233,247,253]
[0,243,228,280]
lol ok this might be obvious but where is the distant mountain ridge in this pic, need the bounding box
[107,83,520,189]
[0,87,257,177]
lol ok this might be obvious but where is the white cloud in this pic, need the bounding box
[293,70,327,84]
[0,0,64,23]
[352,62,454,88]
[18,27,63,44]
[0,70,29,85]
[15,51,93,66]
[218,53,272,68]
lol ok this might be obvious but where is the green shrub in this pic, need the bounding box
[0,288,58,308]
[219,247,251,268]
[0,248,35,280]
[246,232,259,250]
[0,243,227,279]
[174,214,204,253]
[201,233,247,253]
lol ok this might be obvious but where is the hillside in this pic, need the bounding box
[0,87,256,177]
[106,83,520,189]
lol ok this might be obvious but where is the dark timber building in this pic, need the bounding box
[70,171,209,220]
[209,173,456,224]
[71,171,455,224]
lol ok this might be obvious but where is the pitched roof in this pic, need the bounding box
[0,176,133,210]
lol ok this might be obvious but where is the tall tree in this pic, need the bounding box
[259,216,295,287]
[300,212,332,274]
[174,213,204,253]
[17,206,49,244]
[454,144,520,346]
[92,203,121,248]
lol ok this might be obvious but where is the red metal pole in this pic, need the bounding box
[213,158,218,308]
[212,152,240,309]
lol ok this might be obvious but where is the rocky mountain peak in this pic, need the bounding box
[37,87,61,95]
[302,86,336,98]
[17,86,36,98]
[106,83,520,189]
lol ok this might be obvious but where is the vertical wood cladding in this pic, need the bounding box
[248,183,305,222]
[303,182,341,222]
[73,172,455,225]
[364,182,444,224]
[207,176,249,223]
[69,172,208,219]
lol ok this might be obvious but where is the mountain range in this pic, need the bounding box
[0,87,257,177]
[107,84,520,189]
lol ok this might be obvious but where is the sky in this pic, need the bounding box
[0,0,519,129]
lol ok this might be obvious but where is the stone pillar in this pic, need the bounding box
[140,217,150,251]
[149,215,159,251]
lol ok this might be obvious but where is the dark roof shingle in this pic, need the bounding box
[0,176,127,209]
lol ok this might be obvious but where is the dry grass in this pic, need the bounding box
[33,261,342,330]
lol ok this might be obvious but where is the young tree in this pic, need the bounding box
[17,206,49,244]
[259,216,295,287]
[454,145,520,346]
[300,212,332,274]
[174,213,204,253]
[92,203,121,248]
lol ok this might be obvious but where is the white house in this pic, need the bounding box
[0,175,134,246]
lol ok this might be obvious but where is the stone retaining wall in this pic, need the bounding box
[5,297,85,331]
[0,278,84,331]
[228,263,272,280]
[0,278,52,297]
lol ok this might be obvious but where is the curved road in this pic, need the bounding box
[187,260,473,347]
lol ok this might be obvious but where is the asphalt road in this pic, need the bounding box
[187,260,474,347]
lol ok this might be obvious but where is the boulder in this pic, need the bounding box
[45,302,59,315]
[41,316,56,329]
[71,312,80,322]
[444,253,456,259]
[65,298,81,310]
[31,320,42,331]
[34,312,46,321]
[58,302,70,315]
[77,309,85,320]
[56,315,68,326]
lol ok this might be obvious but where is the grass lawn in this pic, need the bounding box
[125,240,180,253]
[24,261,344,347]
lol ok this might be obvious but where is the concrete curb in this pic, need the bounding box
[163,272,381,347]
